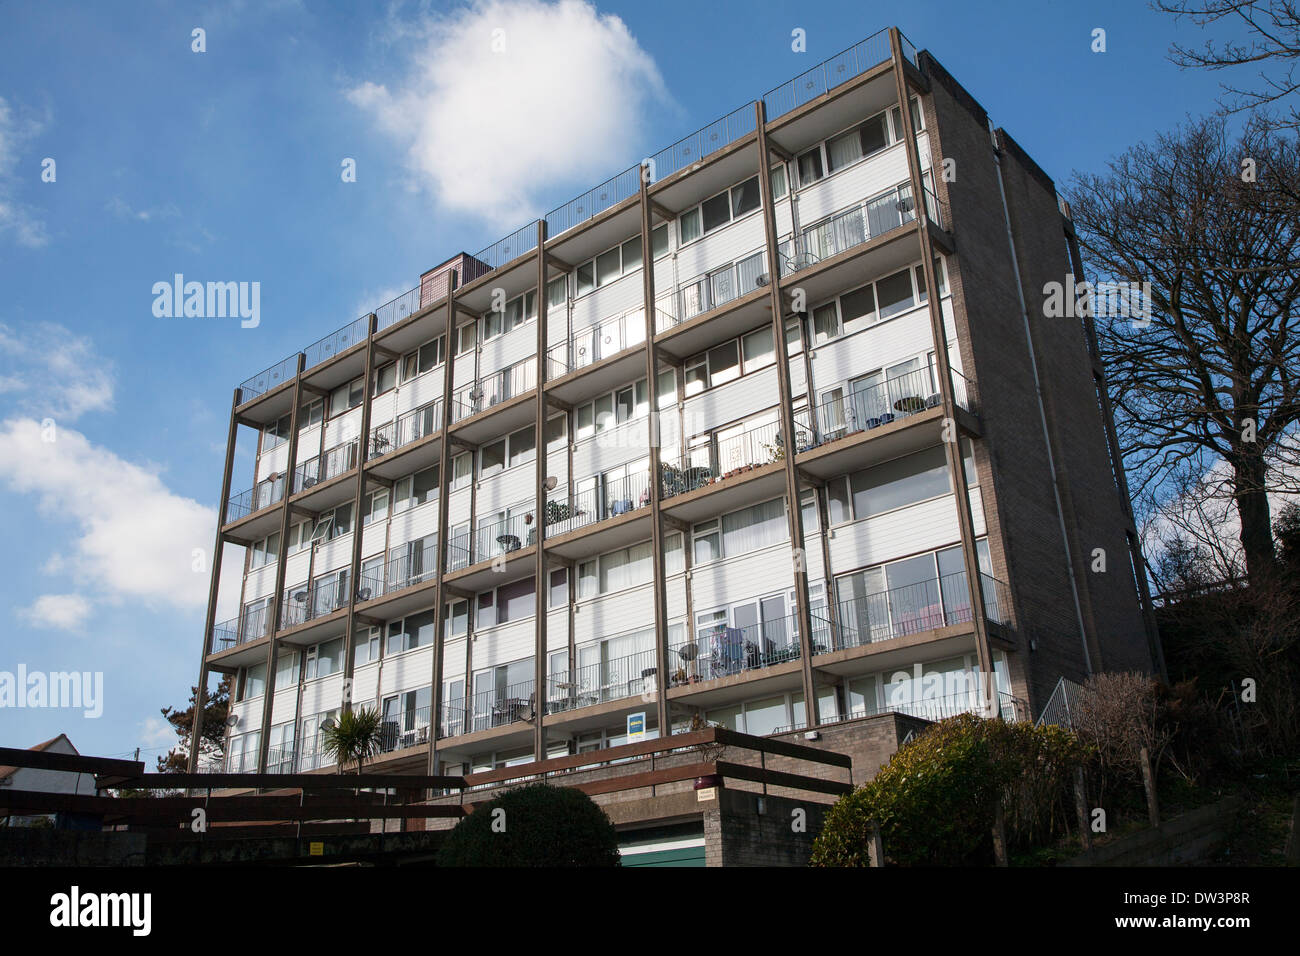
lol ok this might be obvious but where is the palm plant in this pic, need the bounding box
[320,706,384,774]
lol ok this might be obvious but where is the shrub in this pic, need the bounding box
[810,714,1087,866]
[437,783,621,867]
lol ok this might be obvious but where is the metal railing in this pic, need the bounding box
[293,438,359,492]
[265,746,296,775]
[443,675,536,736]
[473,220,540,272]
[281,575,350,628]
[546,646,658,714]
[830,570,1011,651]
[356,538,439,603]
[660,417,786,499]
[473,511,536,563]
[369,398,442,460]
[668,611,808,685]
[545,470,652,537]
[226,474,285,521]
[807,367,979,448]
[209,602,273,653]
[375,286,421,332]
[762,28,893,121]
[451,355,537,422]
[780,183,915,275]
[648,104,757,184]
[239,354,299,404]
[546,165,642,236]
[658,246,767,331]
[379,705,433,753]
[547,306,647,377]
[304,315,370,369]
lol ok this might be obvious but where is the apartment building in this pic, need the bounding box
[190,27,1161,783]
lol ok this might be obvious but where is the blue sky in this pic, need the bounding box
[0,0,1237,761]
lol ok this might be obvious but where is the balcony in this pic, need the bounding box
[379,705,433,754]
[542,470,653,559]
[281,575,350,632]
[369,399,442,462]
[547,306,647,379]
[450,355,537,442]
[667,609,818,688]
[209,603,273,656]
[442,675,536,738]
[659,416,795,523]
[292,439,359,496]
[358,538,438,607]
[780,182,918,279]
[546,645,658,715]
[826,570,1011,654]
[653,247,776,359]
[226,473,285,526]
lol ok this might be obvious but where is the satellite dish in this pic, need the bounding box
[544,476,558,491]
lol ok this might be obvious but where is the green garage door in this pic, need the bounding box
[619,823,707,867]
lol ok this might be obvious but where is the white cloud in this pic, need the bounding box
[348,0,668,227]
[0,321,114,420]
[17,593,92,631]
[0,418,215,613]
[139,714,178,749]
[0,96,49,248]
[105,196,181,223]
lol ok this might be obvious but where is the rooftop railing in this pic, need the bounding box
[375,286,421,332]
[762,28,893,121]
[237,27,920,402]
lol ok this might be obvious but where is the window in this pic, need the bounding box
[575,378,653,440]
[455,323,477,355]
[263,414,290,451]
[372,362,397,396]
[444,599,469,639]
[329,378,364,418]
[549,568,569,608]
[651,223,670,259]
[679,207,701,244]
[507,425,535,468]
[476,577,536,627]
[545,414,567,449]
[313,502,352,541]
[797,148,824,186]
[274,650,300,691]
[839,284,876,332]
[812,302,840,344]
[401,336,445,381]
[693,518,720,564]
[702,191,731,233]
[363,489,389,527]
[771,164,788,199]
[299,400,324,429]
[484,290,536,340]
[386,608,437,654]
[250,531,279,569]
[240,662,266,701]
[288,519,312,554]
[876,268,917,320]
[740,326,774,372]
[353,626,381,667]
[450,452,472,490]
[394,464,439,513]
[547,275,567,308]
[304,637,344,680]
[828,446,951,524]
[481,439,506,477]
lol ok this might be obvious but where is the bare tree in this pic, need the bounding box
[1156,0,1300,131]
[1067,116,1300,586]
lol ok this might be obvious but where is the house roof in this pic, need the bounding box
[0,733,76,782]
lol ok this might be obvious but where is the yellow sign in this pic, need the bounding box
[309,841,324,856]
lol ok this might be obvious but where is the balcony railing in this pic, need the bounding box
[357,539,438,605]
[668,610,814,685]
[226,474,285,522]
[546,164,642,237]
[657,246,768,332]
[473,511,537,564]
[829,570,1010,652]
[547,306,648,377]
[304,315,370,369]
[369,399,442,460]
[209,603,273,654]
[443,675,536,736]
[807,367,978,449]
[239,354,299,404]
[266,746,296,775]
[379,705,433,753]
[660,417,791,499]
[780,183,916,276]
[281,575,350,628]
[762,28,893,121]
[293,439,359,493]
[546,646,658,714]
[474,221,540,273]
[451,356,537,422]
[545,470,652,537]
